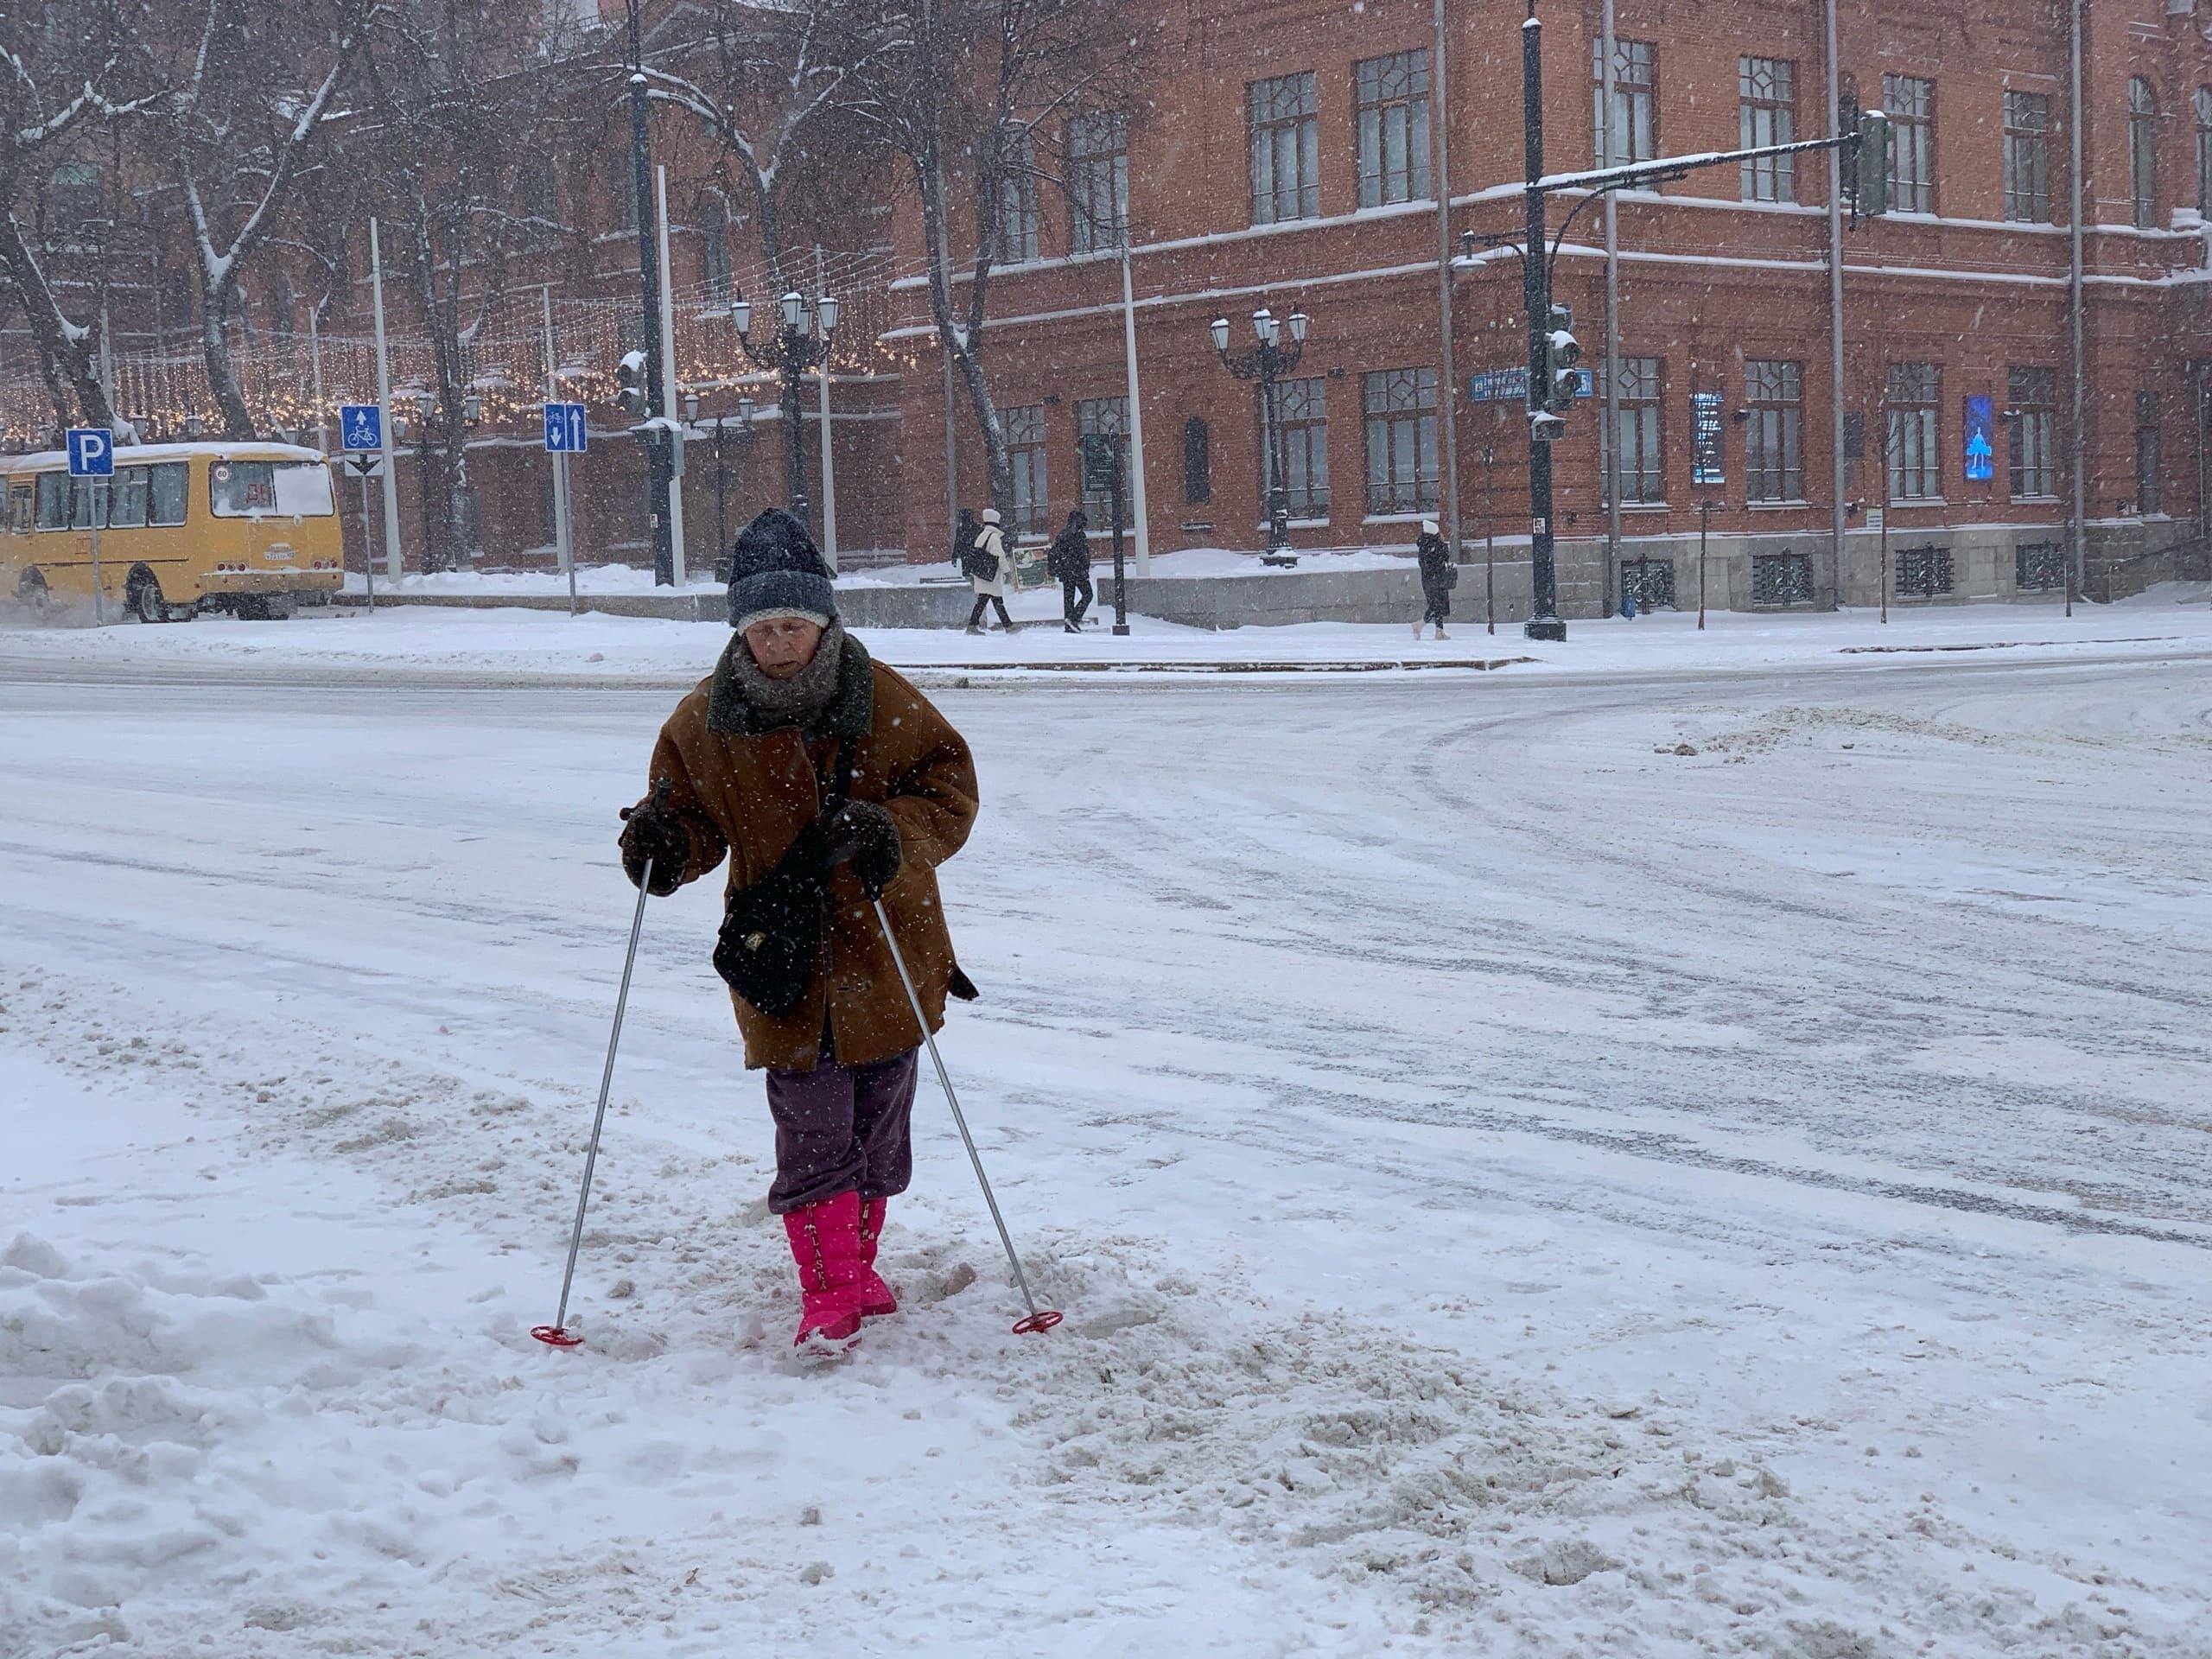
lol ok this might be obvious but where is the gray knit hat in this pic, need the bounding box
[725,508,836,632]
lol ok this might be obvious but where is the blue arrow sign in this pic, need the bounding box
[543,402,588,454]
[1963,394,1994,483]
[66,427,113,477]
[340,404,383,452]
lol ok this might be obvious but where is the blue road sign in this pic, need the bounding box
[1468,367,1593,403]
[543,402,589,454]
[1963,394,1994,483]
[340,404,384,452]
[66,427,113,477]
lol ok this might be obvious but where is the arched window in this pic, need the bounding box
[700,200,731,302]
[48,161,100,230]
[2194,86,2211,217]
[2129,77,2158,230]
[1182,416,1211,505]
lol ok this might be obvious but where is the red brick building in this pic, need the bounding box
[887,0,2212,615]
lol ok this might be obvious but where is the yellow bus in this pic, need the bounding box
[1,442,345,622]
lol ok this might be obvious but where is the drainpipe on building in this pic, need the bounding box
[1601,0,1620,618]
[2068,0,2086,613]
[1432,0,1465,563]
[1824,0,1847,610]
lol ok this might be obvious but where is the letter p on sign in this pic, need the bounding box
[67,428,114,477]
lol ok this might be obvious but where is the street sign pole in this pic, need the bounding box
[561,451,576,617]
[360,472,377,614]
[67,428,114,625]
[90,498,103,626]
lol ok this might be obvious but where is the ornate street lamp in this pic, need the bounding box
[1210,304,1310,565]
[732,285,836,531]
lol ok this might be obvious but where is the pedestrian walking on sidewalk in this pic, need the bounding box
[952,507,982,575]
[1047,509,1093,633]
[964,507,1018,634]
[616,507,981,1357]
[1413,518,1456,641]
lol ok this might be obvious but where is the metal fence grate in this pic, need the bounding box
[1751,550,1815,605]
[2014,540,2067,592]
[1895,544,1954,598]
[1620,556,1676,611]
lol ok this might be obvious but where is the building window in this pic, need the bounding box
[1183,416,1211,505]
[2196,87,2212,217]
[1592,39,1658,165]
[1896,544,1954,597]
[1885,361,1940,501]
[2015,541,2066,591]
[1076,395,1129,519]
[1745,359,1803,502]
[2007,365,2056,498]
[2004,91,2051,223]
[998,132,1039,262]
[2135,389,2161,514]
[1005,404,1048,535]
[1620,556,1675,611]
[1363,367,1439,516]
[1068,111,1128,253]
[1605,355,1662,504]
[1751,551,1815,605]
[700,201,732,302]
[1271,376,1330,518]
[48,161,101,230]
[1249,72,1319,225]
[1884,73,1935,213]
[1355,50,1430,207]
[2130,78,2159,230]
[1738,57,1796,202]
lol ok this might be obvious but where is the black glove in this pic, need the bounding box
[820,800,902,900]
[618,795,690,896]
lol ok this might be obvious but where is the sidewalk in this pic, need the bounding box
[7,584,2209,682]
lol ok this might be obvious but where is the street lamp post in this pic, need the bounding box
[730,287,836,532]
[687,390,756,575]
[1210,305,1309,567]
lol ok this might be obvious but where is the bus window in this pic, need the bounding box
[35,473,67,530]
[149,462,188,527]
[209,459,334,518]
[69,477,99,529]
[7,486,29,533]
[108,467,149,529]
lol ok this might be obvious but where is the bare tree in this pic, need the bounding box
[640,0,902,288]
[855,0,1145,520]
[352,0,575,570]
[0,3,158,431]
[158,0,371,436]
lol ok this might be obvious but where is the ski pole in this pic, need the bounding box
[873,898,1062,1336]
[533,786,668,1349]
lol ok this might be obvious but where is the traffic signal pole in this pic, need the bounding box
[1514,0,1879,642]
[627,0,675,587]
[1522,5,1564,640]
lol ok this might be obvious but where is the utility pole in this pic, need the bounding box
[1432,0,1464,566]
[1600,0,1620,619]
[627,0,675,586]
[1522,3,1566,640]
[1823,0,1847,610]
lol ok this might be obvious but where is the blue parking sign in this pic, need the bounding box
[340,404,384,452]
[66,427,114,477]
[543,402,588,454]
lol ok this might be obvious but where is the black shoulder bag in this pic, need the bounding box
[714,739,855,1017]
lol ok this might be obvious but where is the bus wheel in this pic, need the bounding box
[15,568,52,618]
[129,569,180,625]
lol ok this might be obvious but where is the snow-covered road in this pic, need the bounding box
[4,652,2209,1656]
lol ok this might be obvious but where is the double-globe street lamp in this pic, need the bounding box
[729,288,836,532]
[683,390,757,575]
[1210,305,1309,567]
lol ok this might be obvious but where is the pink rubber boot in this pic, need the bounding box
[782,1192,867,1355]
[855,1197,898,1319]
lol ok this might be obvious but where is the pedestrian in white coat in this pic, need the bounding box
[963,507,1019,634]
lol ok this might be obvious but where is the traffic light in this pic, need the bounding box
[1853,107,1890,217]
[614,349,647,418]
[1541,305,1582,413]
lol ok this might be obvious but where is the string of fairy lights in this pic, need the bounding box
[1,245,948,450]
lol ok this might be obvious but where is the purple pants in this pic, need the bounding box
[763,1048,919,1214]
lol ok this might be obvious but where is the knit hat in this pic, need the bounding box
[981,506,1001,525]
[725,507,836,632]
[1421,518,1440,536]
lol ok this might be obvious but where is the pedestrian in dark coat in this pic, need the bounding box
[952,507,982,575]
[1413,518,1455,640]
[1046,509,1093,632]
[617,507,980,1357]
